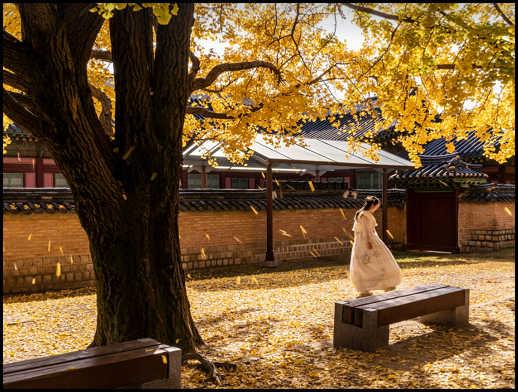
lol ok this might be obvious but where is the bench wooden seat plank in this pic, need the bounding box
[355,287,466,327]
[341,283,448,325]
[3,339,181,390]
[3,338,161,375]
[333,284,470,352]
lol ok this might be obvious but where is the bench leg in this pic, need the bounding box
[140,347,182,389]
[334,304,389,352]
[419,289,470,326]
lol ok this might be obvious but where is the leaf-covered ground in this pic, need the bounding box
[3,248,515,389]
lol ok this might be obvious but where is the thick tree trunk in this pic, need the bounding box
[5,3,203,353]
[84,174,203,352]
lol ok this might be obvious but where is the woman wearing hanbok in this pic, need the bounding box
[350,196,402,297]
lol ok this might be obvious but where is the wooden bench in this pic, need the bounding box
[3,338,181,389]
[333,284,470,352]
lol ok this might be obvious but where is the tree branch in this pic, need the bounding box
[340,3,417,23]
[90,49,113,62]
[3,69,31,93]
[90,84,114,136]
[493,3,514,26]
[3,88,42,137]
[3,29,38,81]
[191,60,283,92]
[186,106,234,120]
[188,50,201,82]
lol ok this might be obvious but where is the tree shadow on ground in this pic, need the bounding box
[189,247,515,286]
[188,249,515,293]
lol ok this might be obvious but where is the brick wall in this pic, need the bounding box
[458,202,515,252]
[3,206,406,293]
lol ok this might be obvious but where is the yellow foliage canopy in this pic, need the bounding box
[3,3,515,167]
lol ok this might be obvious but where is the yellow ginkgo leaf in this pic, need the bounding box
[175,339,181,344]
[205,234,210,240]
[150,172,157,181]
[300,225,307,234]
[201,248,207,260]
[13,262,18,270]
[70,255,73,264]
[339,208,347,220]
[67,367,76,370]
[386,230,394,239]
[48,241,51,252]
[187,274,191,279]
[261,172,265,179]
[236,276,241,284]
[250,205,259,215]
[32,278,36,285]
[334,237,343,245]
[252,277,259,285]
[308,181,315,192]
[234,237,242,243]
[28,234,32,241]
[56,262,61,278]
[504,207,512,216]
[162,355,167,364]
[59,247,64,255]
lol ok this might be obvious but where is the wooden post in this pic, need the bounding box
[36,157,44,188]
[201,165,207,189]
[382,168,388,244]
[265,163,277,266]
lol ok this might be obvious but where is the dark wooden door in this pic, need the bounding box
[415,192,458,252]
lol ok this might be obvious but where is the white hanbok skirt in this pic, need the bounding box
[350,229,402,292]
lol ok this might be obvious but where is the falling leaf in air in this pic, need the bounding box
[386,230,394,239]
[201,248,207,260]
[67,367,76,370]
[234,237,242,243]
[308,181,315,192]
[150,172,157,181]
[261,172,265,179]
[286,184,295,190]
[300,226,307,236]
[60,247,64,255]
[32,159,35,170]
[175,339,181,344]
[187,274,191,279]
[32,278,36,285]
[335,237,343,245]
[48,241,51,252]
[13,262,18,270]
[17,152,20,161]
[339,208,347,220]
[28,234,32,241]
[312,248,321,257]
[122,146,136,160]
[205,234,210,240]
[350,240,354,245]
[439,180,448,187]
[56,262,61,277]
[162,355,167,364]
[504,207,512,216]
[258,186,263,190]
[250,205,259,215]
[70,255,73,264]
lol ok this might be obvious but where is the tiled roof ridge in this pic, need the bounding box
[3,188,407,215]
[389,155,488,181]
[459,183,515,203]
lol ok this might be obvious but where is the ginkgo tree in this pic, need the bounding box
[3,2,514,378]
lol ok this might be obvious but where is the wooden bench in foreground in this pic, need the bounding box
[334,284,470,352]
[3,338,181,389]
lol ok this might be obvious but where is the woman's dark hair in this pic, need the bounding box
[354,196,381,221]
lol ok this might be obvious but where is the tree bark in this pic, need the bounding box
[4,3,203,353]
